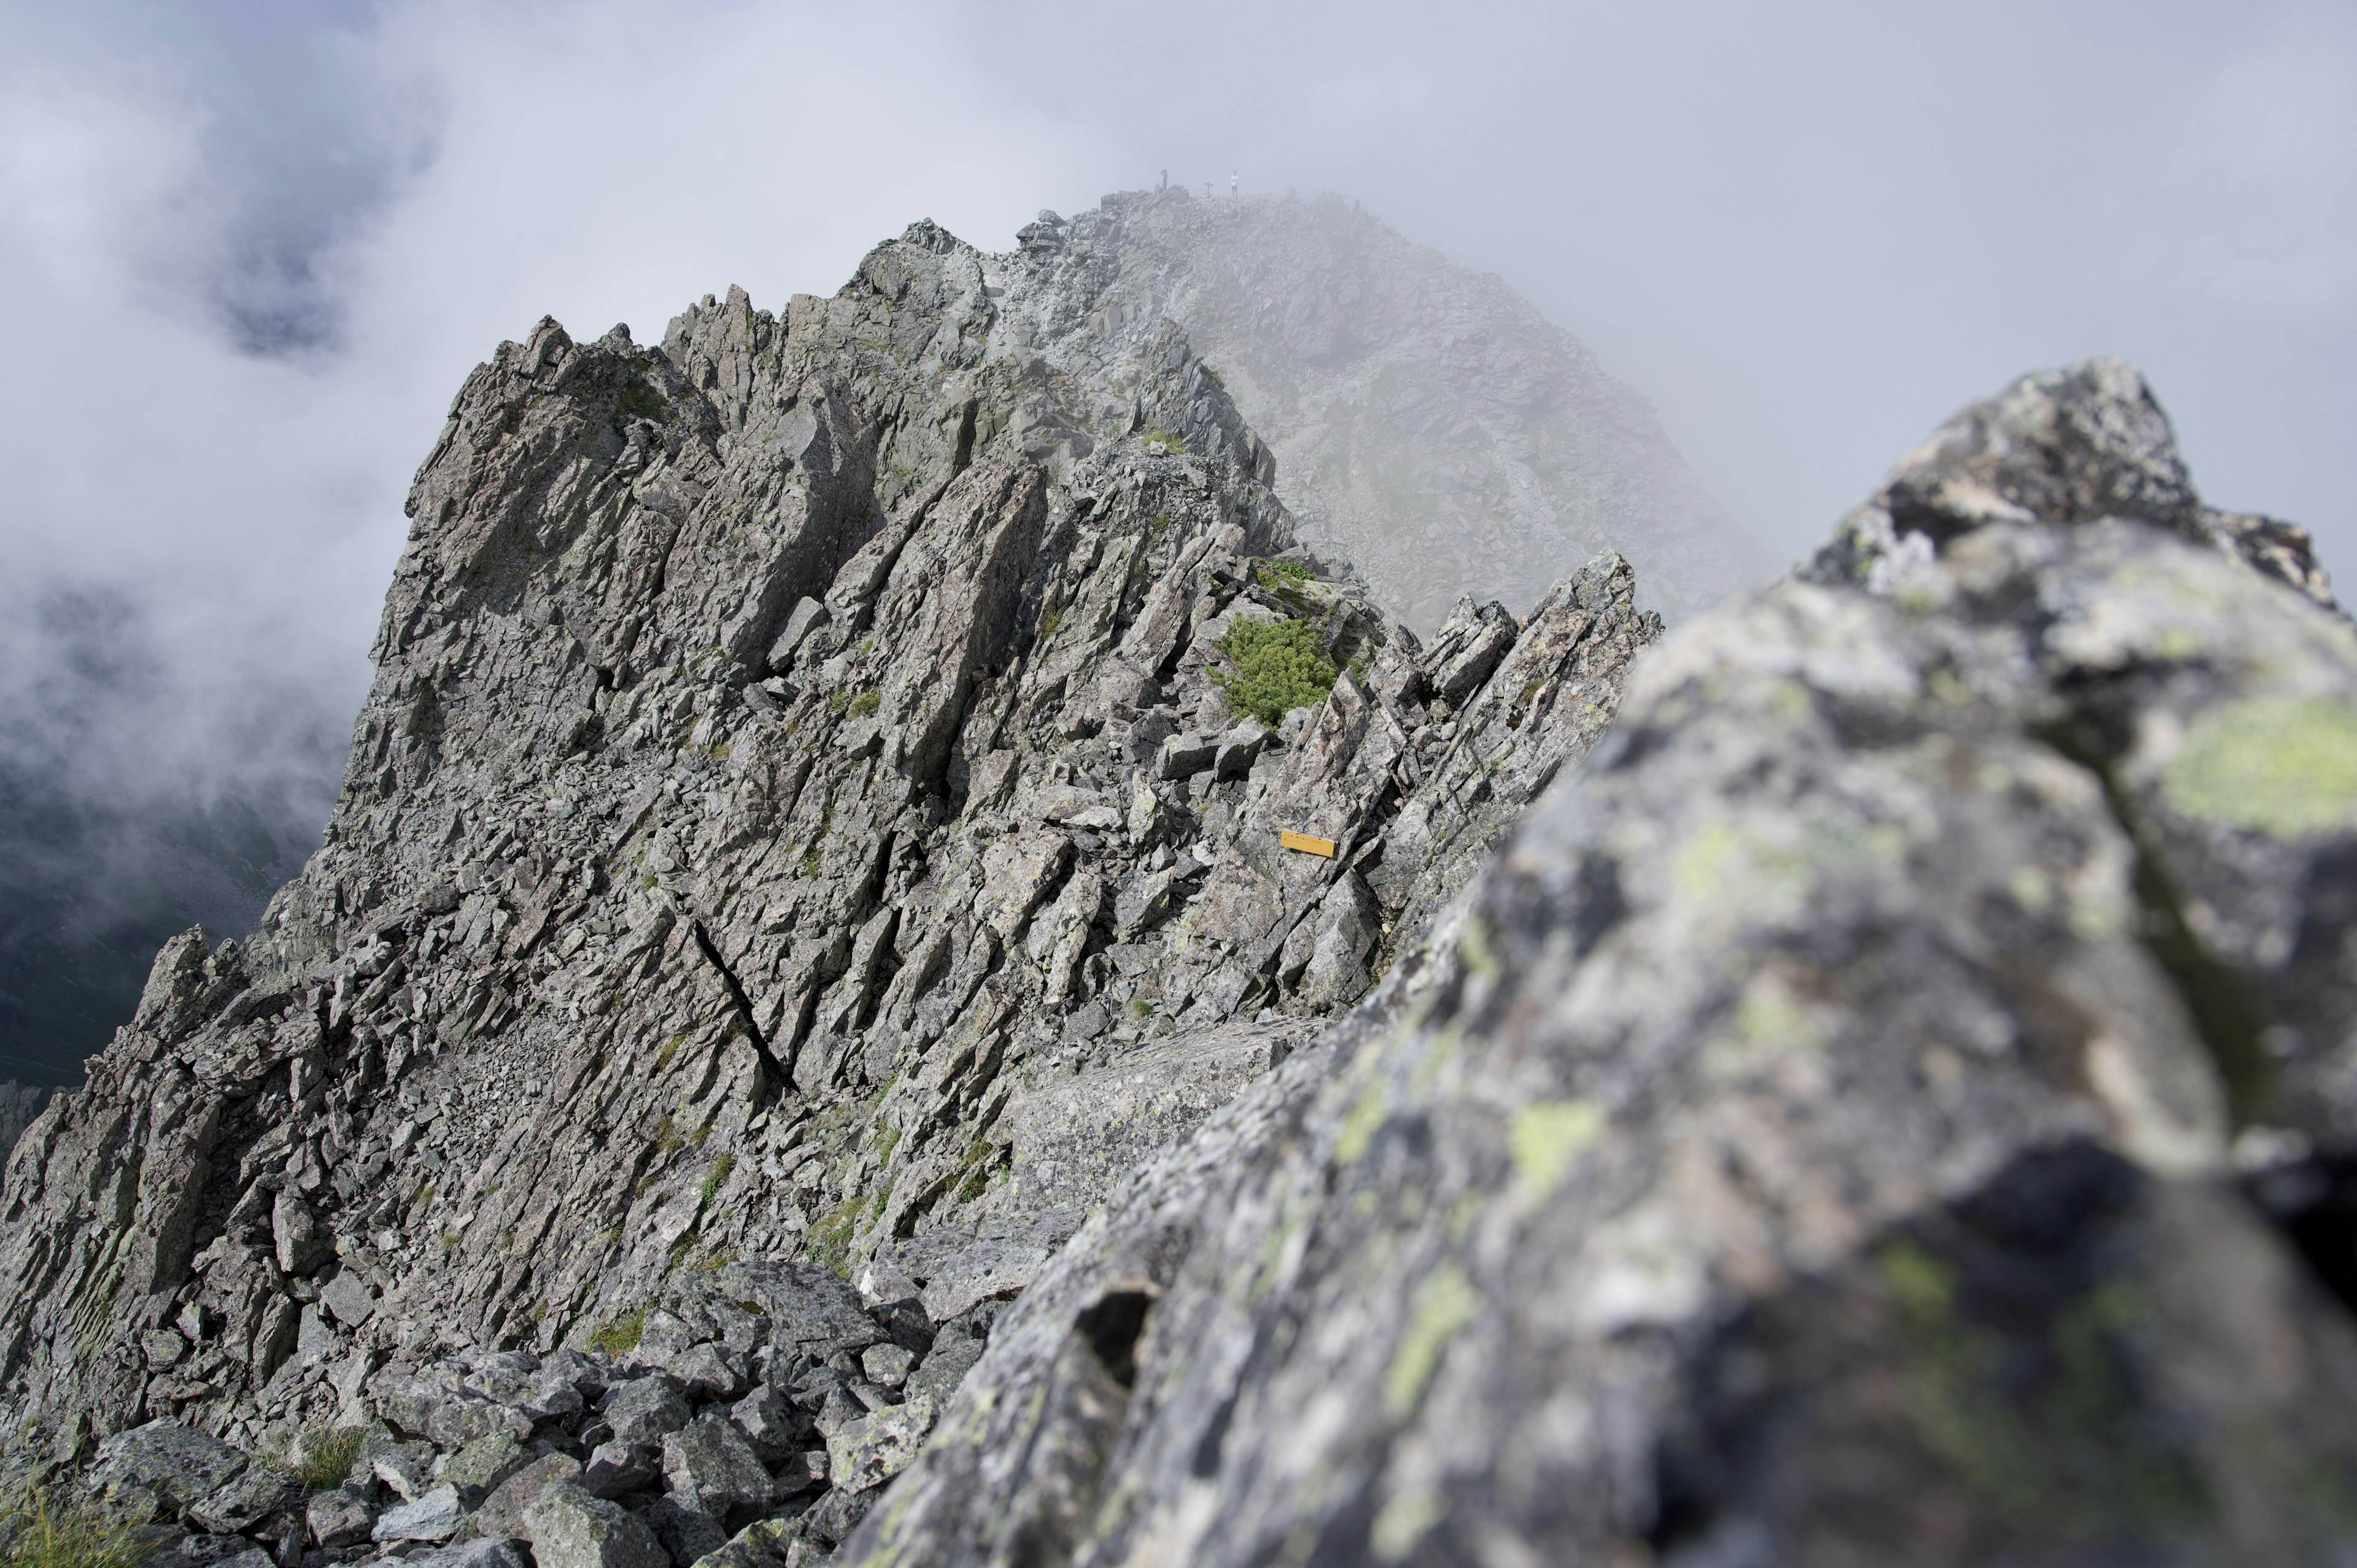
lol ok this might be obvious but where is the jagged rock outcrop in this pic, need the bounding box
[0,207,1658,1561]
[1062,191,1770,628]
[844,360,2357,1567]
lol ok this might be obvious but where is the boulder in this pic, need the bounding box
[185,1465,300,1534]
[579,1440,659,1500]
[840,360,2357,1566]
[371,1483,463,1544]
[305,1486,374,1548]
[317,1270,377,1327]
[599,1374,692,1445]
[823,1394,936,1494]
[725,1385,802,1460]
[407,1540,529,1568]
[86,1421,247,1520]
[661,1414,773,1518]
[473,1451,582,1540]
[439,1430,531,1505]
[522,1484,670,1568]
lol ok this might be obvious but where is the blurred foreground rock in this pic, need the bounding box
[847,360,2357,1566]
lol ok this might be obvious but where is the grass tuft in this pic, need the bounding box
[0,1481,153,1568]
[589,1305,645,1357]
[293,1429,365,1492]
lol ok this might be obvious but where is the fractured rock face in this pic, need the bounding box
[842,361,2357,1566]
[0,205,1660,1563]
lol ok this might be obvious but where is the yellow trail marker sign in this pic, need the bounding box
[1280,830,1337,859]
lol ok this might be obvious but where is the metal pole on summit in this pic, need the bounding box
[1159,169,1167,191]
[1231,170,1238,196]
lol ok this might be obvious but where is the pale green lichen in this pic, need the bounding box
[1369,1489,1448,1561]
[1382,1263,1482,1418]
[1671,819,1813,917]
[2161,695,2357,840]
[1334,1080,1389,1166]
[1507,1099,1606,1201]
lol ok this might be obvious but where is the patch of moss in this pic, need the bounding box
[1212,617,1337,727]
[699,1153,735,1205]
[847,690,881,719]
[590,1305,645,1356]
[616,376,672,425]
[809,1193,872,1280]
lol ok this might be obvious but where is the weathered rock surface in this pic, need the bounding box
[0,203,1657,1562]
[843,360,2357,1566]
[1082,191,1772,627]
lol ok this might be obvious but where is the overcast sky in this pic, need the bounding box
[2,0,2351,841]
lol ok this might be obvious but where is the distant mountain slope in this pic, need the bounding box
[1067,190,1771,629]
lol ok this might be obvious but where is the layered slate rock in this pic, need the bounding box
[1067,191,1771,627]
[844,360,2357,1567]
[0,211,1658,1557]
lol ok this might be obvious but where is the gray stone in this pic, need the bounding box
[317,1270,377,1327]
[916,1242,1050,1326]
[823,1394,936,1494]
[473,1451,581,1541]
[1156,731,1218,781]
[306,1486,374,1549]
[640,1494,729,1566]
[272,1190,335,1277]
[439,1431,531,1505]
[599,1375,692,1445]
[859,1343,913,1389]
[1212,721,1268,779]
[579,1440,659,1500]
[902,1327,984,1408]
[294,1303,339,1368]
[685,1518,795,1568]
[368,1437,436,1501]
[661,1415,773,1517]
[724,1385,801,1460]
[87,1421,247,1518]
[185,1464,301,1535]
[768,1448,827,1499]
[371,1483,463,1544]
[522,1484,670,1568]
[651,1341,744,1402]
[406,1539,529,1568]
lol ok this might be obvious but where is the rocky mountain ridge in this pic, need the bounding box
[4,193,2355,1568]
[0,203,1662,1563]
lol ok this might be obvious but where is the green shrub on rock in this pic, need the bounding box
[1213,618,1337,726]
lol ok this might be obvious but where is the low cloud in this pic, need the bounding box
[0,0,2350,1079]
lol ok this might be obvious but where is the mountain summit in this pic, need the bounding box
[1056,190,1768,628]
